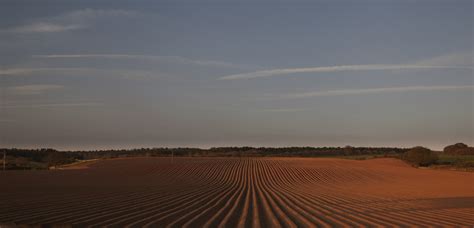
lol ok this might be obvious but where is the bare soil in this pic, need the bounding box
[0,157,473,227]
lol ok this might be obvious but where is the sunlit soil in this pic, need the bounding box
[1,157,473,227]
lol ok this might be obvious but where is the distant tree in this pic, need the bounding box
[443,143,474,155]
[402,147,438,167]
[343,146,354,156]
[44,151,69,169]
[444,143,468,153]
[14,157,29,170]
[455,147,474,155]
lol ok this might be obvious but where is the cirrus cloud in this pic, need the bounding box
[218,53,473,80]
[32,54,256,69]
[0,67,158,79]
[7,84,65,95]
[7,23,85,33]
[218,64,473,80]
[282,85,474,99]
[1,9,139,34]
[1,102,103,109]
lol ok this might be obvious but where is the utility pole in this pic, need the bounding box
[171,151,174,163]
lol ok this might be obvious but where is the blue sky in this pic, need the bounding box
[0,0,472,150]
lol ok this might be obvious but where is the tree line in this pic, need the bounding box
[2,143,472,170]
[2,146,408,170]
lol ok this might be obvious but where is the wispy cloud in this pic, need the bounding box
[218,64,473,80]
[256,108,308,112]
[2,102,103,109]
[63,8,138,19]
[0,67,157,79]
[7,84,64,95]
[282,85,474,99]
[33,54,254,69]
[218,53,473,80]
[1,9,138,34]
[415,53,473,66]
[0,68,76,75]
[7,23,84,33]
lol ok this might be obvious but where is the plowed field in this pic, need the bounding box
[1,157,473,227]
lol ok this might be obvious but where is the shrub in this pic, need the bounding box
[455,160,474,168]
[402,146,438,167]
[443,143,474,155]
[44,151,70,168]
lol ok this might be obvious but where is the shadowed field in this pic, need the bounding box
[1,157,473,227]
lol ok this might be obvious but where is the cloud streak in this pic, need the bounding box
[415,53,473,66]
[7,23,84,33]
[2,102,103,109]
[33,54,254,69]
[282,85,474,99]
[256,108,308,113]
[0,67,157,79]
[218,64,473,80]
[8,84,64,95]
[1,9,138,34]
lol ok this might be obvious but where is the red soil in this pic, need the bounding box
[0,157,473,227]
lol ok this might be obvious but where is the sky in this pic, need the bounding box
[0,0,473,150]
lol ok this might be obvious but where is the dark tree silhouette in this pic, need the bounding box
[443,143,474,155]
[44,151,69,169]
[402,147,438,167]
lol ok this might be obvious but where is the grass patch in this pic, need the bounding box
[437,154,474,164]
[436,154,474,168]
